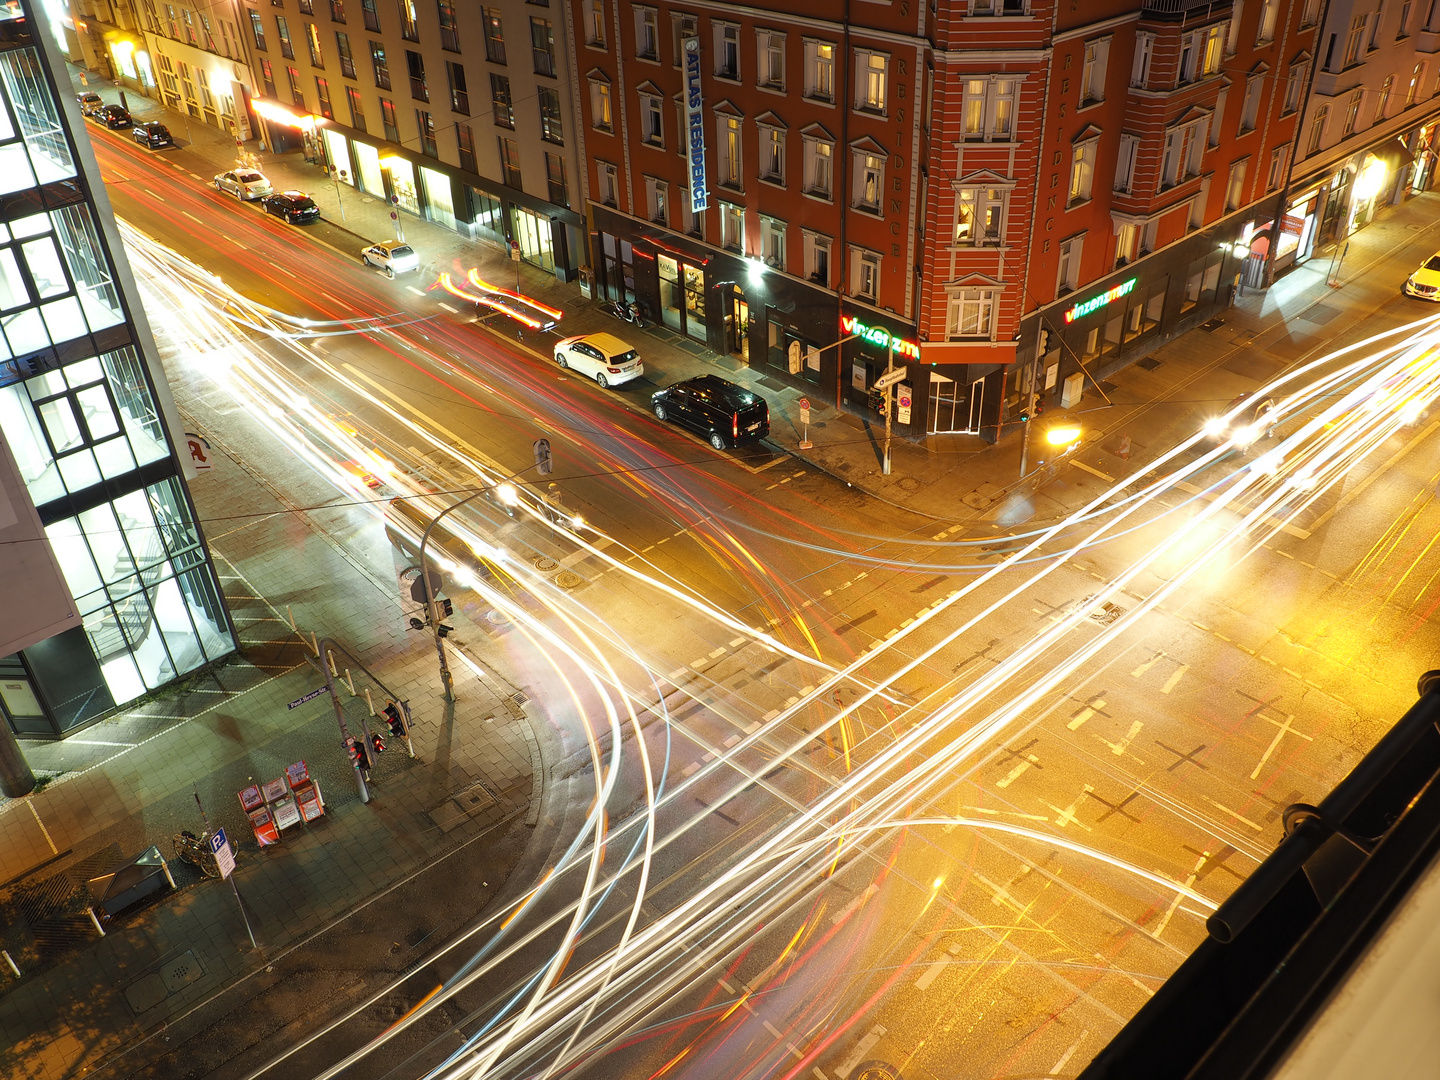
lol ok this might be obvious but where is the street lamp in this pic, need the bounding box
[1045,424,1082,451]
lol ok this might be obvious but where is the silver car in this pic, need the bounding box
[213,168,273,201]
[360,241,419,276]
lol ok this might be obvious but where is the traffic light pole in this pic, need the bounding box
[881,337,895,476]
[418,459,546,703]
[316,637,370,803]
[1018,322,1050,479]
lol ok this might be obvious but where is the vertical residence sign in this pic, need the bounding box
[684,38,708,214]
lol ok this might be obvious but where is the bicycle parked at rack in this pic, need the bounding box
[172,829,220,878]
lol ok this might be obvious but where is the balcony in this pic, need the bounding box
[1142,0,1230,20]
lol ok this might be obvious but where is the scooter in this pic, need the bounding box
[600,298,647,328]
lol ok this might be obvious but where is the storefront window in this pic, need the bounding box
[352,140,384,195]
[386,156,419,214]
[323,129,355,185]
[471,188,504,247]
[658,253,681,329]
[510,206,553,272]
[421,165,456,230]
[683,263,706,342]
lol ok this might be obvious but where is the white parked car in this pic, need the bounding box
[1404,251,1440,300]
[213,168,273,201]
[553,332,643,389]
[360,241,419,276]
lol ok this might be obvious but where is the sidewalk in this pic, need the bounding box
[76,72,1440,527]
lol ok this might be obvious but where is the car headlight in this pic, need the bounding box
[1202,416,1229,438]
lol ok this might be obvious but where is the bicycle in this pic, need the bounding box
[172,829,220,878]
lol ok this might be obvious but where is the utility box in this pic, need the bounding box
[1060,371,1085,409]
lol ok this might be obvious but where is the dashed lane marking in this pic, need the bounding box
[1067,697,1107,731]
[1159,665,1189,694]
[438,301,458,312]
[406,285,427,296]
[829,882,880,925]
[1210,800,1264,831]
[1046,786,1095,830]
[1251,713,1310,781]
[1105,721,1144,756]
[996,753,1040,789]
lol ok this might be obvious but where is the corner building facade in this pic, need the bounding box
[570,0,929,417]
[0,3,235,748]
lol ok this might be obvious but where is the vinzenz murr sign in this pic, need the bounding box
[684,38,708,214]
[841,314,921,359]
[1062,276,1137,323]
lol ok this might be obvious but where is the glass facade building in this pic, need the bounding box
[0,7,235,739]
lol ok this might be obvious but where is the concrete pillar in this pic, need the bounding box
[0,720,35,797]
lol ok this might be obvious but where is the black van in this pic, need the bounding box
[651,375,770,450]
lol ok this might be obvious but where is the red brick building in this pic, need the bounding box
[571,0,1315,442]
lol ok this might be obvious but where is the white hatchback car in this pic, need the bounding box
[553,332,643,389]
[360,241,419,276]
[213,168,273,201]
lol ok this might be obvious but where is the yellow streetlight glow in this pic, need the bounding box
[496,482,520,506]
[1045,425,1082,447]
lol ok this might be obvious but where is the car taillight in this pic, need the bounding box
[733,413,739,438]
[607,366,621,373]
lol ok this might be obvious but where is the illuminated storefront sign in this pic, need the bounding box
[683,38,708,214]
[1062,276,1136,323]
[841,314,920,359]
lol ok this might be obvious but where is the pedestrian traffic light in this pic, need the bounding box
[350,737,372,771]
[371,732,387,756]
[346,738,362,766]
[384,703,406,738]
[440,597,454,617]
[534,437,553,476]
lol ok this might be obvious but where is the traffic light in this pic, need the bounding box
[371,732,387,756]
[350,736,372,771]
[384,703,407,738]
[347,738,362,766]
[1037,327,1050,355]
[440,597,454,617]
[533,437,553,476]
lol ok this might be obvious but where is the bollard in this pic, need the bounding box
[287,605,297,631]
[2,950,19,978]
[327,650,339,677]
[88,908,105,936]
[364,687,376,716]
[308,631,319,656]
[344,668,356,695]
[162,858,177,890]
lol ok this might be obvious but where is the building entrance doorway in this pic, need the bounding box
[726,290,749,361]
[929,373,984,434]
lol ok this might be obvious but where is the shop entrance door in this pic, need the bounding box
[726,291,749,362]
[683,263,707,342]
[0,657,50,737]
[967,377,985,432]
[929,374,961,433]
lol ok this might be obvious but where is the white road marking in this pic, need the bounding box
[181,210,202,223]
[1068,697,1106,731]
[1047,785,1094,830]
[406,285,427,296]
[1049,1031,1090,1077]
[1155,851,1209,939]
[438,301,459,312]
[1131,651,1165,678]
[829,882,879,925]
[914,956,949,990]
[1106,720,1144,756]
[1250,712,1310,780]
[1173,479,1311,538]
[1210,800,1264,831]
[1160,664,1189,694]
[834,1025,887,1080]
[1071,459,1115,482]
[977,873,1021,911]
[995,753,1039,788]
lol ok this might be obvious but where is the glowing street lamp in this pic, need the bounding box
[1045,425,1082,450]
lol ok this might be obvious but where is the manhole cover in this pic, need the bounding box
[124,973,167,1014]
[1200,317,1226,332]
[533,555,558,571]
[1136,356,1163,371]
[851,1062,903,1080]
[161,950,205,992]
[555,571,583,589]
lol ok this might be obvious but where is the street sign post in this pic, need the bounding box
[208,828,236,879]
[286,686,331,710]
[873,368,906,392]
[798,397,812,450]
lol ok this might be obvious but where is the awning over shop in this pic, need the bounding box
[1366,138,1417,173]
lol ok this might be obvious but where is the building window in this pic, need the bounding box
[499,136,521,187]
[362,0,380,30]
[446,61,467,114]
[1226,157,1247,208]
[1409,62,1426,106]
[1283,61,1306,114]
[474,10,505,64]
[328,0,345,22]
[759,30,784,89]
[759,125,784,183]
[489,73,514,129]
[1056,234,1083,294]
[435,0,459,50]
[1266,145,1288,191]
[854,151,883,211]
[1179,25,1222,84]
[276,16,294,58]
[1114,133,1139,192]
[1069,138,1096,204]
[759,216,785,267]
[961,77,1017,141]
[857,50,887,114]
[805,40,835,102]
[398,0,418,40]
[306,22,324,66]
[1240,75,1262,131]
[1399,0,1415,36]
[720,201,744,251]
[715,22,739,79]
[406,50,427,101]
[1080,38,1109,103]
[417,109,436,155]
[1161,120,1206,187]
[380,96,398,140]
[249,10,267,49]
[635,6,657,59]
[535,86,562,143]
[590,78,612,130]
[1377,74,1395,120]
[584,0,605,47]
[954,186,1006,246]
[260,58,276,97]
[347,86,366,130]
[531,17,555,76]
[640,93,662,145]
[1131,31,1153,87]
[803,230,831,284]
[1343,89,1362,135]
[336,31,355,78]
[1257,0,1279,43]
[316,77,333,118]
[597,160,618,206]
[545,152,568,206]
[671,12,697,67]
[371,41,390,89]
[1308,105,1328,153]
[1301,0,1321,27]
[803,136,833,198]
[1115,222,1138,266]
[1345,14,1365,66]
[286,66,305,108]
[852,249,880,302]
[645,175,667,223]
[718,114,742,188]
[946,289,995,338]
[457,122,476,170]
